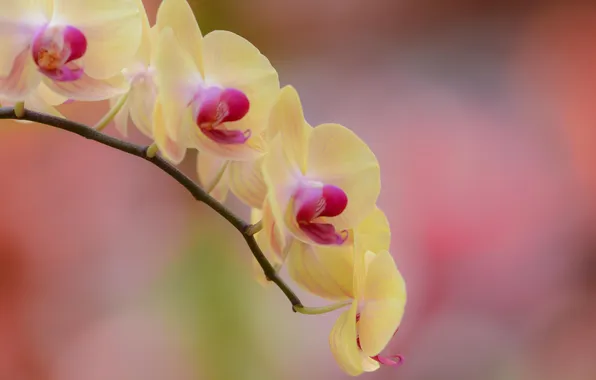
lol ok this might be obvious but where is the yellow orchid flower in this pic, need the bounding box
[286,207,390,301]
[0,0,142,102]
[330,249,406,376]
[152,0,279,164]
[262,85,380,250]
[109,0,156,138]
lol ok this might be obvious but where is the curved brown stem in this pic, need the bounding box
[0,106,304,310]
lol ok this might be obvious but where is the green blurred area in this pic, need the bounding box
[153,223,281,380]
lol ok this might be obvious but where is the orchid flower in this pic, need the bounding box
[152,0,279,165]
[262,85,380,250]
[330,249,406,376]
[0,0,142,102]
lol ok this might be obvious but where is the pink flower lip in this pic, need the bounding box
[32,25,87,82]
[195,87,251,144]
[294,184,348,245]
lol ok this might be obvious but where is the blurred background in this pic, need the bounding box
[2,0,596,379]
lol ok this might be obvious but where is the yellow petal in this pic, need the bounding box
[0,49,41,101]
[154,27,202,141]
[307,123,380,230]
[155,0,203,75]
[202,30,279,136]
[109,94,131,137]
[354,206,391,254]
[360,355,381,373]
[36,82,68,106]
[153,101,187,164]
[54,0,143,79]
[286,207,390,301]
[268,85,310,173]
[262,136,301,243]
[196,152,230,203]
[133,0,152,65]
[0,0,50,76]
[128,77,157,138]
[43,73,128,101]
[228,158,267,209]
[19,84,64,118]
[358,251,407,357]
[287,242,354,301]
[329,302,363,376]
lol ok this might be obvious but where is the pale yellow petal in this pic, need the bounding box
[54,0,142,79]
[22,85,64,118]
[133,0,152,65]
[44,73,128,101]
[358,251,406,357]
[0,0,50,76]
[0,49,41,101]
[354,206,391,254]
[287,242,354,301]
[361,354,381,373]
[202,30,279,136]
[128,77,157,138]
[109,94,131,136]
[154,27,202,141]
[262,136,302,242]
[228,158,267,209]
[36,82,68,106]
[267,85,310,173]
[307,123,380,230]
[155,0,203,74]
[153,101,187,164]
[196,152,230,203]
[329,302,363,377]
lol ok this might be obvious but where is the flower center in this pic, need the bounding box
[292,182,348,245]
[32,24,87,82]
[193,86,250,144]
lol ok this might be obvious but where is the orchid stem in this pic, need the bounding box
[14,102,25,118]
[0,106,306,313]
[93,92,129,131]
[245,220,263,236]
[293,301,352,315]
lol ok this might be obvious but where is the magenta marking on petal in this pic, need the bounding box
[299,222,346,245]
[40,63,84,82]
[295,186,324,223]
[200,126,251,145]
